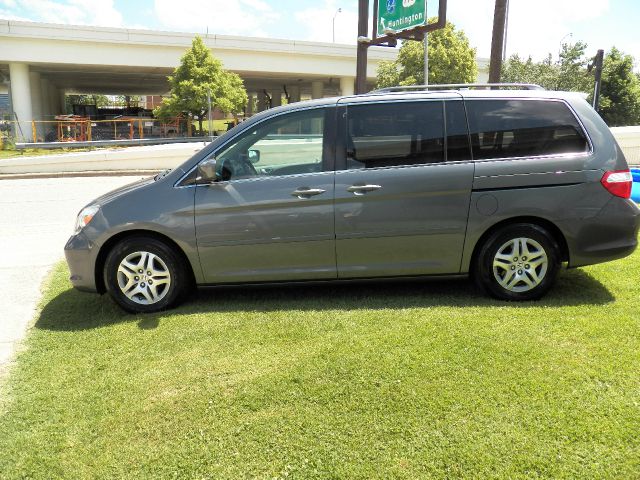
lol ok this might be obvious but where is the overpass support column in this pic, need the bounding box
[40,78,51,120]
[49,84,59,116]
[43,80,57,117]
[257,91,268,112]
[288,85,301,103]
[59,89,67,114]
[246,93,254,116]
[29,71,43,140]
[270,89,282,108]
[9,63,33,141]
[311,80,324,100]
[340,77,355,96]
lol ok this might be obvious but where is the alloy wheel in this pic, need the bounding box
[116,251,171,305]
[492,237,548,293]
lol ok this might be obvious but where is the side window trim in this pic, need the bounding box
[444,98,474,163]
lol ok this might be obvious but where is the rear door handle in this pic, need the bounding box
[291,187,326,199]
[347,184,382,195]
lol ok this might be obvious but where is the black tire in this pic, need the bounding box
[104,236,191,314]
[473,223,561,301]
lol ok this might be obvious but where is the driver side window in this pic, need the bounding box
[214,108,325,181]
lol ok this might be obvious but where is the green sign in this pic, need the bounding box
[377,0,427,37]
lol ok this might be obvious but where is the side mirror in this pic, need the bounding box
[197,158,217,182]
[248,149,260,164]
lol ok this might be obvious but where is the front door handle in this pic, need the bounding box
[291,187,326,199]
[347,184,382,195]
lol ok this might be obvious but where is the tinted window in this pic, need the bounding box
[346,101,445,169]
[213,108,325,180]
[466,99,589,160]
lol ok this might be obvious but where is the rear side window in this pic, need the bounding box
[346,101,445,169]
[466,99,589,160]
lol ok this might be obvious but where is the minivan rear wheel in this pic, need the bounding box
[104,236,190,313]
[474,224,560,301]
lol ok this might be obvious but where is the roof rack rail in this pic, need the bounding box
[372,83,545,93]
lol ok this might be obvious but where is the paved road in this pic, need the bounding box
[0,176,139,369]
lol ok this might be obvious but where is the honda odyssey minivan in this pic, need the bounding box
[65,84,640,313]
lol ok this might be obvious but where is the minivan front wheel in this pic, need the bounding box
[474,224,560,301]
[104,236,190,313]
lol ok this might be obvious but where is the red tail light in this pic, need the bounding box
[601,170,632,199]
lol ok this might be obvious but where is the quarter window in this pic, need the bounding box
[345,101,445,169]
[466,99,589,160]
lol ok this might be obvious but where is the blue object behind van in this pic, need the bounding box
[632,168,640,202]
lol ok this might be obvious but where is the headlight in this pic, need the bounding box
[74,205,100,235]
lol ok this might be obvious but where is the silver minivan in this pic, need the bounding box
[65,85,640,313]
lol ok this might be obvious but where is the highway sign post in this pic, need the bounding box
[355,0,447,94]
[377,0,428,37]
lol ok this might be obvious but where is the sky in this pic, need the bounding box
[0,0,639,65]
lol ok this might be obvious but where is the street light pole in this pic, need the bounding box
[424,32,429,85]
[502,0,510,61]
[207,88,213,138]
[333,8,342,43]
[558,32,573,59]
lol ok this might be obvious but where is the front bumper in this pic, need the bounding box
[64,232,98,293]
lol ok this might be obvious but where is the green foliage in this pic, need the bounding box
[155,36,247,133]
[502,42,591,92]
[598,48,640,127]
[502,43,640,126]
[556,42,592,92]
[376,20,477,88]
[2,253,640,477]
[501,54,557,88]
[115,95,143,107]
[66,94,110,110]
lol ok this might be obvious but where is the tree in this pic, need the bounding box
[598,48,640,127]
[66,94,110,109]
[376,20,477,88]
[502,42,591,92]
[501,54,556,89]
[155,36,247,134]
[502,43,640,126]
[116,95,143,108]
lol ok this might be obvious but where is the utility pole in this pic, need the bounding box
[592,49,604,111]
[489,0,508,83]
[355,0,369,94]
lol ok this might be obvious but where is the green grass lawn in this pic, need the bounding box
[1,252,639,478]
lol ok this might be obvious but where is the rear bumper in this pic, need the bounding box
[565,197,640,267]
[64,232,98,293]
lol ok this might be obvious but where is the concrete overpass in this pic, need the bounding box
[0,20,400,141]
